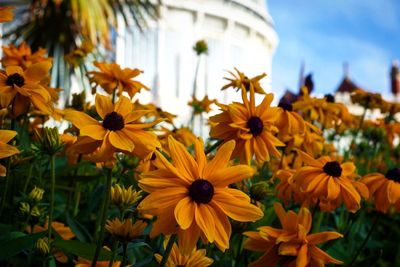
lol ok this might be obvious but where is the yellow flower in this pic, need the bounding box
[65,94,161,162]
[361,168,400,213]
[210,88,285,164]
[0,62,54,117]
[0,6,14,23]
[138,136,263,252]
[28,221,75,240]
[244,203,343,267]
[0,130,19,176]
[188,95,217,115]
[2,42,51,69]
[275,100,306,138]
[65,40,94,67]
[135,102,177,125]
[88,61,149,98]
[105,218,147,242]
[351,88,386,110]
[110,184,142,207]
[221,68,267,94]
[295,150,369,212]
[154,239,213,267]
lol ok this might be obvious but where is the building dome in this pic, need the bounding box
[116,0,278,123]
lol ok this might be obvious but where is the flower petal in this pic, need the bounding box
[212,188,263,222]
[195,204,216,242]
[95,94,114,119]
[108,130,135,152]
[174,196,195,230]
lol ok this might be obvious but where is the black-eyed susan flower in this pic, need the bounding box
[210,87,285,164]
[274,169,313,206]
[294,150,368,212]
[188,95,217,115]
[0,130,19,176]
[244,203,343,267]
[361,168,400,213]
[275,100,306,138]
[0,6,14,23]
[138,136,263,253]
[88,61,149,98]
[105,218,147,243]
[0,62,54,116]
[221,68,266,94]
[154,239,213,267]
[2,42,51,69]
[65,94,160,162]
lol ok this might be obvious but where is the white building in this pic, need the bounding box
[116,0,278,123]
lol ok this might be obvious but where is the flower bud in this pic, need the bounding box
[28,186,45,202]
[36,237,50,255]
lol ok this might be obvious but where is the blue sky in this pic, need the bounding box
[268,0,400,98]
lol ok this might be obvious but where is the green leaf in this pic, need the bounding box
[0,231,26,243]
[52,239,114,261]
[66,213,92,243]
[0,231,47,260]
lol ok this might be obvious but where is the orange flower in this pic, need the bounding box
[28,221,75,240]
[361,168,400,213]
[0,6,14,23]
[210,87,285,164]
[275,100,306,138]
[294,151,368,212]
[244,203,343,267]
[138,137,262,253]
[65,94,160,162]
[188,95,217,114]
[2,42,51,69]
[0,130,19,176]
[221,68,267,94]
[88,61,149,98]
[0,62,54,117]
[154,239,213,267]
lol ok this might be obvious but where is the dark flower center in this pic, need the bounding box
[325,94,335,103]
[102,111,124,131]
[189,179,214,204]
[278,101,293,111]
[247,116,263,136]
[323,161,342,177]
[6,73,25,87]
[385,168,400,183]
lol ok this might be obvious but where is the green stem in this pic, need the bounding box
[23,164,34,194]
[92,167,113,267]
[348,213,381,266]
[121,242,128,267]
[0,158,12,218]
[48,155,56,243]
[235,233,244,266]
[159,235,177,267]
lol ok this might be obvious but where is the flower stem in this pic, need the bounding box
[92,167,112,267]
[0,158,12,218]
[23,164,34,193]
[48,155,56,243]
[348,212,381,266]
[159,235,177,267]
[121,242,128,267]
